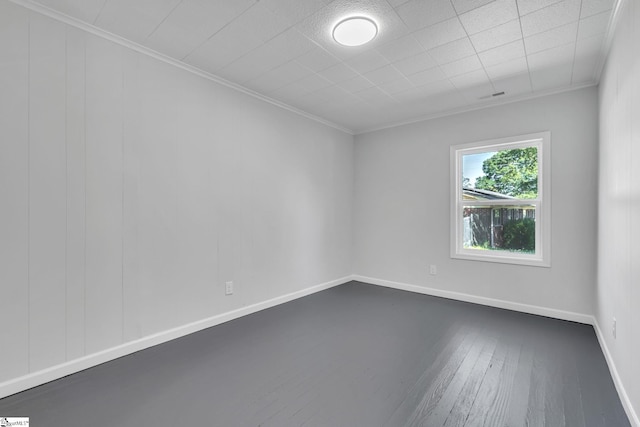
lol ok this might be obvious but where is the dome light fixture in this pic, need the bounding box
[332,17,378,47]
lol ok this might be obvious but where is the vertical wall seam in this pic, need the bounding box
[121,46,125,344]
[64,24,69,362]
[26,11,31,374]
[83,34,87,357]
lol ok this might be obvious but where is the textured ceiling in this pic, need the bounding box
[26,0,615,133]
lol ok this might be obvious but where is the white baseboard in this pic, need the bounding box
[0,275,352,400]
[593,319,640,427]
[353,275,593,324]
[3,275,638,427]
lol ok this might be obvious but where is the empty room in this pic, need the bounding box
[0,0,638,425]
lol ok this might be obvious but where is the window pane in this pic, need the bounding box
[462,205,536,253]
[462,147,538,199]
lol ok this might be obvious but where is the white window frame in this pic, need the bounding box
[450,131,551,267]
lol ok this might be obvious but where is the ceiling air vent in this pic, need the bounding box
[478,91,506,100]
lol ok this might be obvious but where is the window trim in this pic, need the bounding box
[450,131,551,267]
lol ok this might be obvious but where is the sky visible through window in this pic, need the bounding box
[462,151,495,187]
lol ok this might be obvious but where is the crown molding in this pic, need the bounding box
[355,82,597,135]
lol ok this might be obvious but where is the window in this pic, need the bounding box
[450,132,550,267]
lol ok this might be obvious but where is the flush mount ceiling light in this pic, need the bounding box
[332,17,378,47]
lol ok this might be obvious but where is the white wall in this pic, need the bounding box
[598,0,640,423]
[353,87,598,318]
[0,0,353,387]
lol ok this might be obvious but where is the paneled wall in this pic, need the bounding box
[598,0,640,422]
[0,0,353,384]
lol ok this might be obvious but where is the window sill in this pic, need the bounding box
[451,251,551,268]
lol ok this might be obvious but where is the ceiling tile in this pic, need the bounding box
[479,39,525,67]
[394,79,456,101]
[578,11,611,39]
[318,63,360,83]
[244,60,315,93]
[575,33,605,55]
[485,55,528,79]
[530,61,572,91]
[322,96,369,114]
[459,0,519,35]
[295,73,335,92]
[378,77,415,95]
[297,89,332,108]
[394,51,439,76]
[270,60,315,85]
[145,0,254,60]
[413,18,467,51]
[260,0,327,26]
[184,21,263,71]
[449,68,491,88]
[269,82,313,103]
[416,79,459,96]
[440,55,484,77]
[406,66,447,86]
[469,19,522,52]
[355,86,393,103]
[408,91,470,116]
[216,42,291,83]
[336,76,376,93]
[376,35,426,63]
[345,50,390,74]
[94,0,183,42]
[317,85,361,105]
[426,95,469,112]
[524,22,577,54]
[580,0,615,18]
[395,0,457,31]
[363,64,405,85]
[429,38,477,65]
[234,2,291,43]
[295,47,341,72]
[528,41,575,70]
[451,0,495,14]
[516,0,562,16]
[359,104,408,125]
[264,28,316,62]
[391,88,425,103]
[520,0,581,37]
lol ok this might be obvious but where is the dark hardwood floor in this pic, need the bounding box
[0,281,631,426]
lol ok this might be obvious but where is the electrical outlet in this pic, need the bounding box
[612,317,617,339]
[225,281,234,296]
[429,265,437,275]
